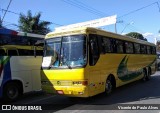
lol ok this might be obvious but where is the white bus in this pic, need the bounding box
[0,28,44,101]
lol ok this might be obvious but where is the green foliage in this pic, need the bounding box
[18,10,51,35]
[125,32,147,41]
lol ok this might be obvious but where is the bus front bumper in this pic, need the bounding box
[42,85,89,97]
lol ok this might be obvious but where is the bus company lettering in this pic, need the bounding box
[11,105,42,110]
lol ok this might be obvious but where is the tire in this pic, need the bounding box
[146,68,151,81]
[3,82,21,101]
[105,79,113,95]
[141,69,147,82]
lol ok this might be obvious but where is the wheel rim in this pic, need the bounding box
[7,86,18,99]
[105,80,112,94]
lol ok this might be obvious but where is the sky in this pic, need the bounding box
[1,0,160,43]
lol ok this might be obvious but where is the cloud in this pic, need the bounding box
[142,32,160,44]
[143,32,153,37]
[121,33,126,35]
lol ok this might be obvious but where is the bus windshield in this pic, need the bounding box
[44,35,87,68]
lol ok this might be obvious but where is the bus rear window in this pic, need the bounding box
[8,50,18,56]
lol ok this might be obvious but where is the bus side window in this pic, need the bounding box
[147,46,151,54]
[151,46,156,54]
[134,43,140,54]
[102,37,113,53]
[8,49,18,56]
[0,49,6,56]
[125,42,134,54]
[36,50,43,56]
[140,45,147,54]
[116,40,124,53]
[89,34,100,66]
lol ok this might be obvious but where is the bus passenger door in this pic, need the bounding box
[88,34,102,95]
[31,49,43,91]
[31,55,42,91]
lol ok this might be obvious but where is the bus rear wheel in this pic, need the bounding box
[3,82,21,101]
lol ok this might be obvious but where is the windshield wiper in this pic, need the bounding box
[48,51,60,69]
[63,61,72,69]
[47,53,72,69]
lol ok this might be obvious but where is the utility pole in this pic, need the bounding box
[1,0,12,23]
[115,20,123,33]
[115,22,117,33]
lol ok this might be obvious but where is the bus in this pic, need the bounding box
[0,28,44,101]
[41,27,156,98]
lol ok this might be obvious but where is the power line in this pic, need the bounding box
[0,8,20,15]
[1,0,12,22]
[73,0,109,16]
[2,0,158,33]
[116,1,160,33]
[0,8,63,26]
[61,0,108,17]
[61,0,151,33]
[120,21,145,34]
[118,2,160,19]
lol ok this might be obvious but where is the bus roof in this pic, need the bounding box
[0,45,43,50]
[46,27,155,47]
[0,28,44,38]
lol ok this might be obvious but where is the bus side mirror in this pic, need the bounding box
[34,46,36,58]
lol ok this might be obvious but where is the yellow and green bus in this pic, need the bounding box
[41,27,156,97]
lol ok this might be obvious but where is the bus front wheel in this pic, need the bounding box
[146,67,151,81]
[142,69,147,81]
[3,82,21,101]
[105,79,113,95]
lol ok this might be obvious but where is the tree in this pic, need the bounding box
[18,10,51,35]
[125,32,147,41]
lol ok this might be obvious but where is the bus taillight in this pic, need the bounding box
[82,81,88,86]
[57,90,64,94]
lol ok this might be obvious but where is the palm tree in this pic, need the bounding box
[18,10,51,35]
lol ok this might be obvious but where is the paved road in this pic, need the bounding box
[1,71,160,113]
